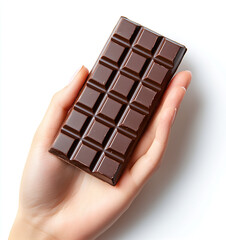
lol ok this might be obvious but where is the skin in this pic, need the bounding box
[9,66,191,240]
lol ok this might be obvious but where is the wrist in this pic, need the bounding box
[9,211,57,240]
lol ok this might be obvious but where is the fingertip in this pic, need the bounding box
[176,70,192,78]
[81,65,89,75]
[68,65,89,86]
[184,70,192,78]
[183,70,192,87]
[80,65,89,76]
[170,70,192,90]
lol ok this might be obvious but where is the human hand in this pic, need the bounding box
[9,66,191,240]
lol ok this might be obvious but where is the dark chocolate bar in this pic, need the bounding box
[49,17,187,185]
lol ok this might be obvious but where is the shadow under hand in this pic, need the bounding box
[98,59,201,240]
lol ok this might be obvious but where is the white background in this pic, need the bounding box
[1,0,226,239]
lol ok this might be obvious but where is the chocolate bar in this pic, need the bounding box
[49,17,187,185]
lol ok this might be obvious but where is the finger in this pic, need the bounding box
[130,107,175,188]
[160,71,191,109]
[34,66,89,148]
[130,71,192,165]
[130,71,192,188]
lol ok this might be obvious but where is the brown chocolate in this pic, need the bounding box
[49,17,187,185]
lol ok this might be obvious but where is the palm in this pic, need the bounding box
[18,68,191,240]
[20,133,150,239]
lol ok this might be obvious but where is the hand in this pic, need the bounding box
[9,66,191,240]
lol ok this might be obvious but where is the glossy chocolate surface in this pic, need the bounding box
[49,17,187,185]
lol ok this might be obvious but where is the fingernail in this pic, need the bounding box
[172,108,177,125]
[68,65,83,84]
[181,86,187,92]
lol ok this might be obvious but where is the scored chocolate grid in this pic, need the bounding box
[100,36,166,91]
[64,25,167,168]
[48,16,187,186]
[67,27,144,164]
